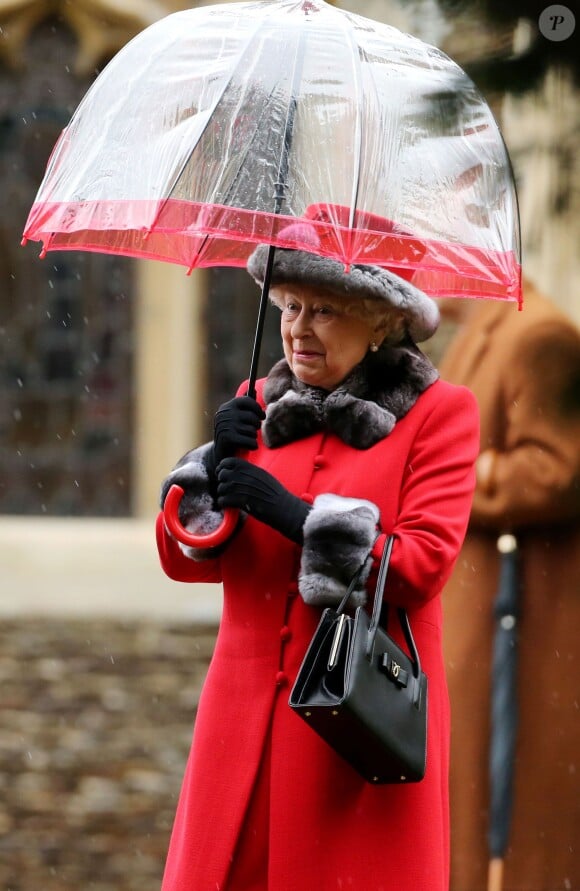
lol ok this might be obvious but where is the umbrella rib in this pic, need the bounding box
[246,21,308,398]
[340,13,365,235]
[180,16,307,274]
[274,25,307,211]
[145,17,272,239]
[179,36,299,272]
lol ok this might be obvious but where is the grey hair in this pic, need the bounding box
[342,298,406,345]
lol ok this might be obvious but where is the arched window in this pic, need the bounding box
[205,267,283,434]
[0,19,134,516]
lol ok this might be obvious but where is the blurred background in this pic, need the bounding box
[0,1,578,888]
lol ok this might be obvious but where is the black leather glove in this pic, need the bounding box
[206,396,265,480]
[214,396,265,462]
[216,458,311,544]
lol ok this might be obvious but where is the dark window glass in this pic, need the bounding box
[0,19,134,516]
[204,268,283,438]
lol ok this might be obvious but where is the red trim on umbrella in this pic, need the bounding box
[23,198,522,303]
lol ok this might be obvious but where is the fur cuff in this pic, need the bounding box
[160,443,229,561]
[299,494,379,607]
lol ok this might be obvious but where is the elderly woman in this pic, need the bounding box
[156,238,479,891]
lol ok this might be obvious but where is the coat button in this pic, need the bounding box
[313,454,326,469]
[300,493,314,504]
[275,671,288,687]
[280,625,292,642]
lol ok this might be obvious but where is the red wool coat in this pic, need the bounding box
[157,376,479,891]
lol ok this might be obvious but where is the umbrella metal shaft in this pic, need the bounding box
[247,242,277,399]
[246,27,306,398]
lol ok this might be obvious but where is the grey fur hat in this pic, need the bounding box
[247,224,440,343]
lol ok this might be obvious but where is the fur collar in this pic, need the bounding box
[262,341,439,449]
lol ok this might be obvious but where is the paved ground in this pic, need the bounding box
[0,617,218,891]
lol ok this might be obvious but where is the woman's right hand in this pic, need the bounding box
[212,396,265,465]
[159,395,265,534]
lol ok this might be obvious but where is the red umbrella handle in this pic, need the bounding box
[163,484,239,548]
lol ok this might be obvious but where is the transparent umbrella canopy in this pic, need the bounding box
[23,0,521,305]
[22,0,522,548]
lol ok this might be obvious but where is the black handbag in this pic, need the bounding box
[289,535,428,784]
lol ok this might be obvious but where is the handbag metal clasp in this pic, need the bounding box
[328,614,347,671]
[380,652,409,687]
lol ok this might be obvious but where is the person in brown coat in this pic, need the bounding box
[438,278,580,891]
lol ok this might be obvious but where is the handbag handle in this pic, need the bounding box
[367,536,422,680]
[336,561,368,615]
[335,535,422,681]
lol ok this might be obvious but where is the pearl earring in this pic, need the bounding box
[370,342,379,352]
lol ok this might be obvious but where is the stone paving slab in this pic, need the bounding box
[0,617,218,891]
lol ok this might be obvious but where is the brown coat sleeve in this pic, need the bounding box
[471,318,580,529]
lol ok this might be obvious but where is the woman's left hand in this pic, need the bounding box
[216,458,310,544]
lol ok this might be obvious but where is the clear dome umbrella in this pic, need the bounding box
[22,0,521,545]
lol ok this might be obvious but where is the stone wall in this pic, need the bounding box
[0,618,217,891]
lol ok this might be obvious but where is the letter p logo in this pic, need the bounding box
[539,5,576,41]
